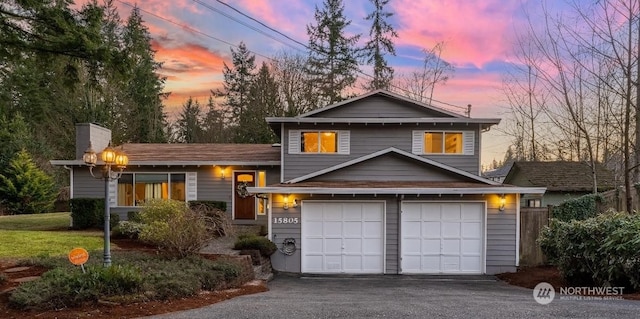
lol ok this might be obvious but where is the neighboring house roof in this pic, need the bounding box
[51,143,281,166]
[483,161,514,180]
[503,161,616,192]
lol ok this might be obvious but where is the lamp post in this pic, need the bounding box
[83,142,128,267]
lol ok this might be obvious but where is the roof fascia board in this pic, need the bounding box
[265,117,501,125]
[50,160,281,167]
[248,186,547,195]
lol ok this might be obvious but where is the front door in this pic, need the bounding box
[234,172,256,220]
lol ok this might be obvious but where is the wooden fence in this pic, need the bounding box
[518,188,629,267]
[519,207,550,266]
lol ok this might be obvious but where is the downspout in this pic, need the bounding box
[397,194,404,274]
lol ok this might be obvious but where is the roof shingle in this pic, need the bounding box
[118,143,281,163]
[504,161,616,192]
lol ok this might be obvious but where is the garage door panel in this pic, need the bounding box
[442,222,461,237]
[462,239,482,253]
[402,202,484,274]
[302,202,384,274]
[422,239,440,253]
[423,222,441,237]
[442,239,461,253]
[323,222,342,236]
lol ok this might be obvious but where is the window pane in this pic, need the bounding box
[320,131,337,153]
[301,132,319,152]
[135,174,169,205]
[444,132,463,154]
[118,174,134,206]
[170,174,185,201]
[424,132,443,153]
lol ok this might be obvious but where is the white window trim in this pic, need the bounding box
[288,129,350,155]
[412,130,474,155]
[114,172,193,207]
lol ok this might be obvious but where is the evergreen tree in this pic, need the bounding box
[363,0,397,91]
[0,150,57,215]
[175,97,204,143]
[201,94,232,143]
[306,0,361,105]
[0,114,35,173]
[222,42,256,122]
[235,62,280,143]
[120,7,168,143]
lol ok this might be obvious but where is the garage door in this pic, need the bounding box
[302,201,384,274]
[401,202,484,274]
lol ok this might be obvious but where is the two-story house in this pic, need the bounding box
[51,90,544,275]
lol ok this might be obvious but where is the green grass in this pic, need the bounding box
[0,212,72,230]
[0,212,104,258]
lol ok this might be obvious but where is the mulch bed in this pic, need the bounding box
[0,238,268,319]
[497,265,640,300]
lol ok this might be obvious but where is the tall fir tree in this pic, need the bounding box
[306,0,361,105]
[363,0,397,91]
[0,149,56,215]
[201,95,232,143]
[120,6,168,143]
[175,97,204,143]
[235,62,280,143]
[222,42,256,123]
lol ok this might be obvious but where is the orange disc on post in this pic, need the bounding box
[68,247,89,266]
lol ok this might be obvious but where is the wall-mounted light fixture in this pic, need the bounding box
[283,195,289,210]
[292,198,298,208]
[499,194,506,212]
[220,167,226,180]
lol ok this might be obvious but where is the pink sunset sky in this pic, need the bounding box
[84,0,571,165]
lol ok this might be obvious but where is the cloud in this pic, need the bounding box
[392,0,522,68]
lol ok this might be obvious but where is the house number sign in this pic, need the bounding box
[273,217,299,224]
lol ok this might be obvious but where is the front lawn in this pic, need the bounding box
[0,212,103,258]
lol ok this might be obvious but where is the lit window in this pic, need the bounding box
[424,132,463,154]
[301,131,337,153]
[117,173,186,206]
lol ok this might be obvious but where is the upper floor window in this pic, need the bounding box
[288,129,350,154]
[301,131,337,153]
[412,130,474,155]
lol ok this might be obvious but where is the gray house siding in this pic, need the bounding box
[270,193,516,275]
[283,123,481,181]
[308,153,471,182]
[72,165,279,224]
[308,95,456,118]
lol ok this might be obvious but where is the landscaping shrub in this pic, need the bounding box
[233,235,277,257]
[9,265,143,310]
[138,199,213,257]
[10,252,246,309]
[127,210,142,222]
[190,203,233,237]
[539,212,640,290]
[188,200,227,212]
[113,220,144,239]
[69,198,104,230]
[552,194,603,222]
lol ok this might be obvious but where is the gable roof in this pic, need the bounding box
[503,161,616,192]
[51,143,281,166]
[266,90,501,135]
[299,89,464,118]
[285,147,500,185]
[483,161,514,179]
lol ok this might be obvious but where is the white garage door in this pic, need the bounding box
[401,202,484,274]
[302,201,384,274]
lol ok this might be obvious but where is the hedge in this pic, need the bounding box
[69,198,118,230]
[551,193,603,222]
[539,213,640,290]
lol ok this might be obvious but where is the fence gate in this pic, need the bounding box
[519,207,550,266]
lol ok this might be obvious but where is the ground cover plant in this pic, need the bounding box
[8,252,246,311]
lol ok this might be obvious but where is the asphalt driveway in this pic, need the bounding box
[145,274,640,319]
